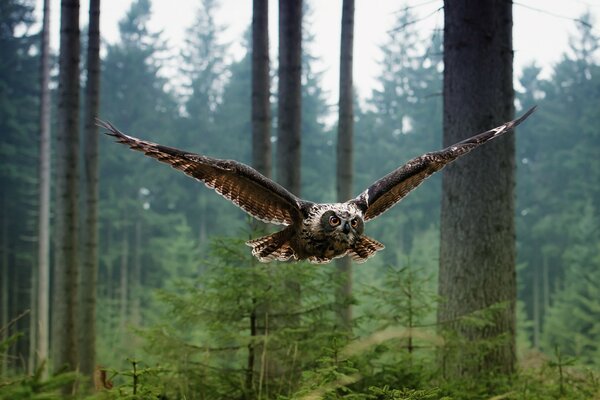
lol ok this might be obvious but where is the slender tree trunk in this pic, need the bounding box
[131,219,142,327]
[335,0,355,331]
[276,0,302,196]
[79,0,100,382]
[52,0,80,374]
[542,252,550,321]
[252,0,271,179]
[35,0,52,375]
[119,231,129,334]
[437,0,515,376]
[275,0,302,384]
[250,0,270,391]
[1,202,8,375]
[532,262,540,348]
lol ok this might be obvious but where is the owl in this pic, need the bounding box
[98,106,535,264]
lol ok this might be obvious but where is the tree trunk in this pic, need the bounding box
[79,0,100,382]
[35,0,52,375]
[275,0,302,384]
[532,262,540,348]
[335,0,355,331]
[1,202,8,375]
[131,219,142,327]
[250,0,270,391]
[437,0,516,376]
[252,0,271,179]
[276,0,302,196]
[52,0,80,375]
[119,230,129,334]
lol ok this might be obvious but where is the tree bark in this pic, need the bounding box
[276,0,302,196]
[437,0,516,376]
[119,230,129,334]
[252,0,271,179]
[79,0,101,382]
[250,0,270,391]
[52,0,80,374]
[35,0,51,375]
[335,0,355,330]
[1,201,8,375]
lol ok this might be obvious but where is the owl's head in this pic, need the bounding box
[319,208,364,240]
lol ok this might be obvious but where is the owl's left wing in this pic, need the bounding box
[98,120,307,226]
[350,106,536,221]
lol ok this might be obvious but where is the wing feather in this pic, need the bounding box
[351,106,536,221]
[98,119,306,225]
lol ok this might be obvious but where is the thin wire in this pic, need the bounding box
[388,6,444,33]
[392,0,442,13]
[513,1,593,28]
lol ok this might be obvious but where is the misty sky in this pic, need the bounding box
[36,0,599,110]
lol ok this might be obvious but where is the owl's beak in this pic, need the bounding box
[342,221,351,234]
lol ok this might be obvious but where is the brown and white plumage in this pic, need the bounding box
[98,106,535,264]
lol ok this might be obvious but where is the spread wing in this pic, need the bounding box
[98,119,307,225]
[350,106,536,221]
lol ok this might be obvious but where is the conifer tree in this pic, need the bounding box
[53,0,81,374]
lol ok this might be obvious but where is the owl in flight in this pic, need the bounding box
[99,106,535,264]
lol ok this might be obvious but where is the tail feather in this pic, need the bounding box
[246,228,296,262]
[349,236,385,263]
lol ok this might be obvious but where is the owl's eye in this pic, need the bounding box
[350,218,358,228]
[329,215,341,226]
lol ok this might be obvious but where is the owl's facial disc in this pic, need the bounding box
[320,210,364,236]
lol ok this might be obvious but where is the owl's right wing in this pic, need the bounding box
[350,106,536,221]
[98,120,307,226]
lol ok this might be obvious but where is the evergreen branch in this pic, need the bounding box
[0,309,30,335]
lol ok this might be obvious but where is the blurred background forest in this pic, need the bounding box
[1,0,600,398]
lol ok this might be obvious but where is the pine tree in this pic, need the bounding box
[0,0,40,372]
[335,0,355,330]
[53,0,81,375]
[79,0,101,382]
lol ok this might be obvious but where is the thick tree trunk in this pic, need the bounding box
[35,0,51,375]
[437,0,516,376]
[276,0,302,196]
[52,0,80,374]
[335,0,355,330]
[79,0,101,382]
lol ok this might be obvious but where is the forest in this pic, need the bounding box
[1,0,599,398]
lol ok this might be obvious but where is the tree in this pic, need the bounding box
[335,0,354,329]
[180,0,231,245]
[515,13,600,355]
[0,0,40,372]
[437,0,516,376]
[35,0,51,375]
[252,0,271,178]
[79,0,101,382]
[52,0,80,374]
[276,0,302,195]
[354,8,443,268]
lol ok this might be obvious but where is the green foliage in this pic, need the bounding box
[516,12,600,357]
[140,234,342,399]
[88,359,166,400]
[0,334,78,399]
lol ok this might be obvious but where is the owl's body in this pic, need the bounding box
[247,202,384,264]
[98,106,535,264]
